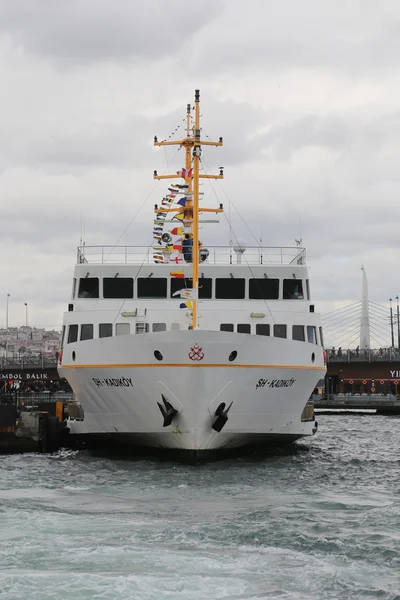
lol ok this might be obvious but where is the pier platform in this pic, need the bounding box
[313,394,400,415]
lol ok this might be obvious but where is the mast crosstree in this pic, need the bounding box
[153,89,224,329]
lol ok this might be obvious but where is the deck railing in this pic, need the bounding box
[0,356,58,370]
[326,348,400,363]
[77,245,306,266]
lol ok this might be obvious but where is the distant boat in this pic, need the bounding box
[58,90,325,461]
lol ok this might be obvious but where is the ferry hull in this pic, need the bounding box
[59,331,324,457]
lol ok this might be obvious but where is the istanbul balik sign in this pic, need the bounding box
[0,371,58,381]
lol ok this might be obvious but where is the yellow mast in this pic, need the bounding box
[192,91,200,329]
[153,89,223,329]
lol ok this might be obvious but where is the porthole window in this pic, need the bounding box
[72,351,76,361]
[229,350,238,362]
[311,352,315,363]
[154,350,163,361]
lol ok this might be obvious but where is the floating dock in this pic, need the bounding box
[0,396,79,454]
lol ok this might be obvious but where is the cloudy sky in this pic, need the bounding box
[0,0,398,344]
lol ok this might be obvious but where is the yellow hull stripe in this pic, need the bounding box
[60,363,325,371]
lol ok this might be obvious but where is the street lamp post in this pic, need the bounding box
[24,303,28,327]
[6,293,10,329]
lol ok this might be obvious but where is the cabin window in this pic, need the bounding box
[283,279,304,300]
[256,324,270,336]
[78,277,99,299]
[152,323,166,332]
[116,323,130,336]
[72,278,77,299]
[80,324,94,341]
[137,278,167,298]
[249,278,279,299]
[103,277,133,299]
[307,325,317,344]
[274,324,287,339]
[215,278,245,299]
[220,323,234,332]
[237,324,251,334]
[319,326,324,347]
[67,324,78,344]
[292,325,305,342]
[306,279,310,300]
[170,278,212,299]
[136,322,149,334]
[99,323,113,338]
[198,278,212,299]
[61,326,66,346]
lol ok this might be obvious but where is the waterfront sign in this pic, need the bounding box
[0,372,56,381]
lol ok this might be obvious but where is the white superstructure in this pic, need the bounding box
[58,91,326,460]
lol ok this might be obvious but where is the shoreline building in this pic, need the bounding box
[0,326,61,358]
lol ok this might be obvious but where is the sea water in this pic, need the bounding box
[0,414,399,600]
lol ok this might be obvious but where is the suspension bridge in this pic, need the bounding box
[321,268,396,354]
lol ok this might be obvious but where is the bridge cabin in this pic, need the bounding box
[60,244,324,351]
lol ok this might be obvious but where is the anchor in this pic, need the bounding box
[157,394,178,427]
[212,401,233,432]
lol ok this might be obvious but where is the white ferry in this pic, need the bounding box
[58,90,326,461]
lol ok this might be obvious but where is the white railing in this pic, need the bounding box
[77,245,306,266]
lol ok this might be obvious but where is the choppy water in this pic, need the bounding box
[1,415,399,600]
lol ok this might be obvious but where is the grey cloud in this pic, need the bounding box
[23,119,153,171]
[193,0,400,74]
[259,112,400,171]
[0,0,224,65]
[200,101,279,166]
[0,100,276,173]
[262,115,352,160]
